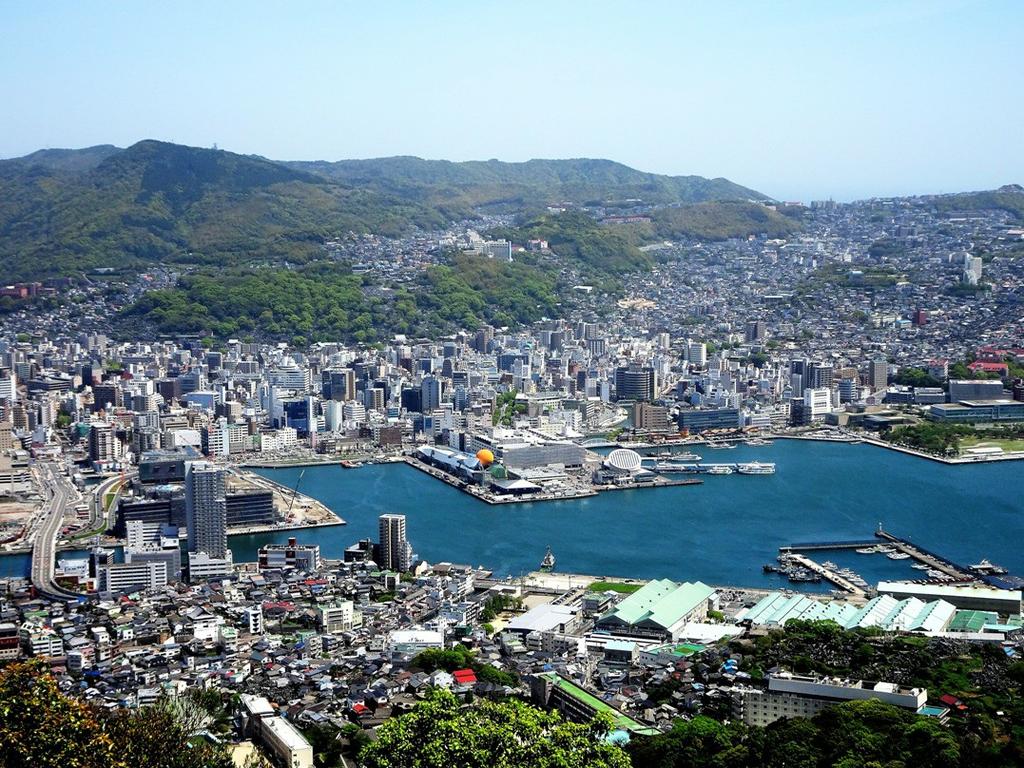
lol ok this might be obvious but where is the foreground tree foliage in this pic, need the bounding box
[627,700,959,768]
[0,661,233,768]
[358,688,630,768]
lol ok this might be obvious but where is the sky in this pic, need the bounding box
[2,1,1021,201]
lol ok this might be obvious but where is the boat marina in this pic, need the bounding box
[774,526,1018,596]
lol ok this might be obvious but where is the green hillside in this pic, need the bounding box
[929,185,1024,221]
[121,254,561,343]
[286,155,767,210]
[487,211,653,276]
[0,141,448,279]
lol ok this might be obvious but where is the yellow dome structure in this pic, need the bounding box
[475,449,495,466]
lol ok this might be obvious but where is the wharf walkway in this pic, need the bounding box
[781,539,878,553]
[402,456,599,505]
[781,528,978,584]
[874,529,972,580]
[783,553,867,597]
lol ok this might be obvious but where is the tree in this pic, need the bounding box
[359,688,629,768]
[0,660,115,768]
[0,661,233,768]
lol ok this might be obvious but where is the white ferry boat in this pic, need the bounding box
[737,461,776,475]
[706,465,734,475]
[674,452,702,462]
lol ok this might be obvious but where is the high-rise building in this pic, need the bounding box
[88,421,116,462]
[614,365,656,402]
[745,320,767,342]
[807,363,834,390]
[688,343,707,367]
[420,376,441,412]
[869,359,888,392]
[633,401,671,433]
[472,325,494,353]
[322,369,356,402]
[838,378,859,403]
[185,462,228,559]
[962,254,983,286]
[378,513,414,572]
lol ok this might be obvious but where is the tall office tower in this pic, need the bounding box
[420,376,441,412]
[614,364,656,402]
[88,421,115,462]
[807,362,834,390]
[688,342,707,367]
[378,513,413,572]
[472,325,494,353]
[745,320,766,342]
[869,359,888,392]
[0,368,16,403]
[185,462,228,559]
[364,386,385,412]
[962,254,983,286]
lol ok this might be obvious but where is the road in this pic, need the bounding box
[30,461,86,601]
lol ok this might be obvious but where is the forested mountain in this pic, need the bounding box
[0,140,780,281]
[286,155,767,211]
[0,141,450,279]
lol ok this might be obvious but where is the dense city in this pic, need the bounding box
[0,187,1022,767]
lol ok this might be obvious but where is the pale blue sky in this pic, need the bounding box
[2,1,1021,200]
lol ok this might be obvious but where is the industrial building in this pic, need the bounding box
[877,582,1023,614]
[596,579,716,640]
[739,592,956,633]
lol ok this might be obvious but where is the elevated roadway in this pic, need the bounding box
[30,461,87,602]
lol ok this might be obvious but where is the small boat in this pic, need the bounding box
[855,547,878,555]
[968,558,1008,575]
[706,465,734,475]
[887,552,911,560]
[737,462,776,475]
[912,563,930,571]
[540,546,555,572]
[926,569,947,579]
[744,438,774,446]
[707,442,736,450]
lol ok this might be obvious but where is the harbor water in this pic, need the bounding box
[2,440,1020,589]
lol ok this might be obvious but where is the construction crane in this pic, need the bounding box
[287,469,306,516]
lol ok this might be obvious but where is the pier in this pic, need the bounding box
[780,539,879,553]
[781,553,868,597]
[402,456,704,505]
[781,528,978,584]
[873,529,973,580]
[645,461,775,475]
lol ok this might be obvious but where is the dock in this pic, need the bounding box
[781,553,867,597]
[402,456,600,505]
[645,461,775,475]
[781,528,979,586]
[781,539,879,553]
[402,456,702,505]
[873,529,973,580]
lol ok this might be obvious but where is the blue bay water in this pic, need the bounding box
[2,440,1019,589]
[241,440,1022,589]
